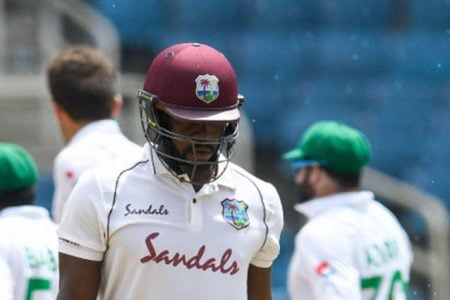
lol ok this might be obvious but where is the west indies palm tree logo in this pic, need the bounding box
[195,74,219,103]
[221,199,250,230]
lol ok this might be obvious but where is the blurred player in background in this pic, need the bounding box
[46,45,141,223]
[0,143,58,299]
[283,120,413,300]
[0,257,14,299]
[56,42,284,300]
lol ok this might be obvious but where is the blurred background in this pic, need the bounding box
[0,0,449,299]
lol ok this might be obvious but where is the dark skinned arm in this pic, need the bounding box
[248,264,272,300]
[57,253,102,300]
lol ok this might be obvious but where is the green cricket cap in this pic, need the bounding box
[283,121,371,173]
[0,143,38,192]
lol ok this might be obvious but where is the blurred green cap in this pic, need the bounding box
[0,143,38,192]
[283,121,371,173]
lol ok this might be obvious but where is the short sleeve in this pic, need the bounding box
[52,153,79,223]
[57,170,107,261]
[251,183,284,268]
[290,221,361,299]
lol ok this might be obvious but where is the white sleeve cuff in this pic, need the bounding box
[58,239,104,262]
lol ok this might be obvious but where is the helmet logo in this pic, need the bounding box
[195,74,219,103]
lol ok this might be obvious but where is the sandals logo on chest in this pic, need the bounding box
[221,199,250,230]
[124,203,169,216]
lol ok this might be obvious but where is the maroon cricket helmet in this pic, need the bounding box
[142,42,241,122]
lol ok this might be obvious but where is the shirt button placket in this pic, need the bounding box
[190,197,202,230]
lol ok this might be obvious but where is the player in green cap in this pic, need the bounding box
[0,143,58,300]
[283,120,413,300]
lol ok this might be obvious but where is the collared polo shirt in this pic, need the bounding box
[0,206,58,300]
[52,119,142,223]
[288,191,413,300]
[58,143,284,299]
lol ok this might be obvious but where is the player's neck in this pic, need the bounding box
[192,183,203,193]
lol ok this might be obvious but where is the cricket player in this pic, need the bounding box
[0,143,59,299]
[46,45,142,223]
[57,42,284,300]
[283,121,413,300]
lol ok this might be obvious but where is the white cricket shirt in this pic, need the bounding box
[0,206,59,300]
[58,143,284,300]
[288,191,413,300]
[0,256,13,299]
[52,119,141,223]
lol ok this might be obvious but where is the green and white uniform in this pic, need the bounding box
[0,206,58,300]
[288,191,413,300]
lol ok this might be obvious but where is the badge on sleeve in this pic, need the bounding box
[65,170,75,180]
[315,261,336,278]
[221,199,250,230]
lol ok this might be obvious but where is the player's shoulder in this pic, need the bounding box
[54,143,77,163]
[58,135,142,168]
[228,162,280,197]
[83,151,148,185]
[0,213,52,240]
[298,215,355,250]
[0,218,13,235]
[367,199,409,234]
[229,162,272,186]
[55,139,100,166]
[301,205,362,242]
[124,140,143,154]
[94,130,142,155]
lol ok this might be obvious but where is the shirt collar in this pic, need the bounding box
[0,205,51,220]
[215,162,236,190]
[142,143,236,191]
[70,119,121,145]
[294,190,374,218]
